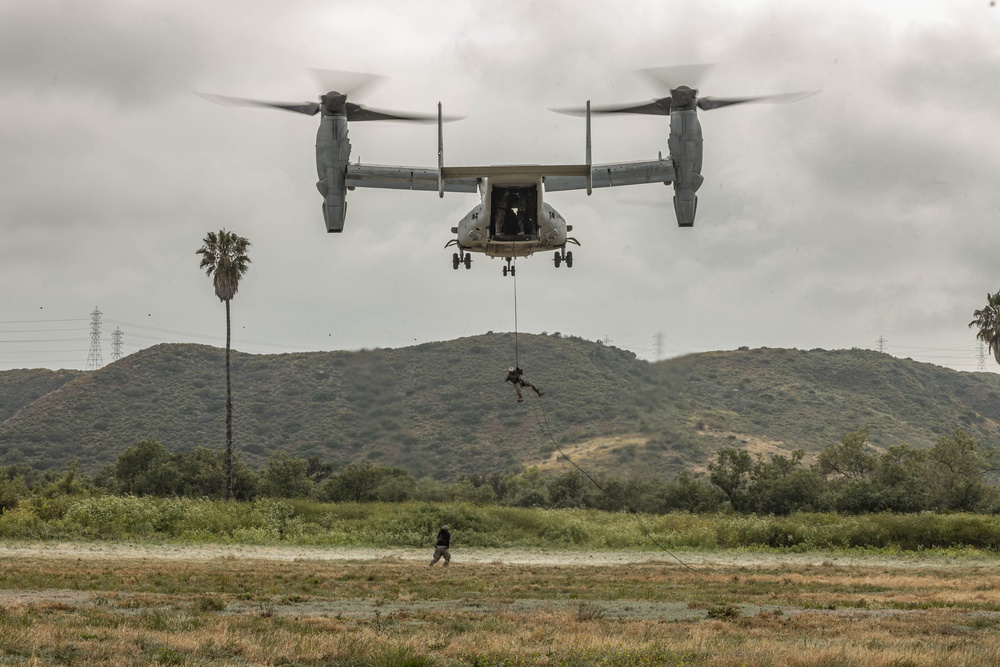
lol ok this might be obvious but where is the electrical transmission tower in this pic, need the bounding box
[111,327,123,362]
[85,307,103,371]
[876,335,887,354]
[978,340,987,372]
[653,331,664,360]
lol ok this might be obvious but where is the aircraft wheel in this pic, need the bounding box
[502,266,508,276]
[565,251,573,268]
[554,251,562,268]
[452,253,460,270]
[510,265,516,276]
[464,254,472,269]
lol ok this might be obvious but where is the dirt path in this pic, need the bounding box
[3,541,1000,628]
[1,541,997,569]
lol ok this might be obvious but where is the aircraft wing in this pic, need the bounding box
[543,158,675,192]
[345,164,479,193]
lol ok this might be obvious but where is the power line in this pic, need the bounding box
[892,344,976,353]
[0,318,88,324]
[103,319,319,350]
[0,349,89,355]
[0,328,86,333]
[0,337,89,343]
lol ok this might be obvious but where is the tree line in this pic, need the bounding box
[1,428,998,516]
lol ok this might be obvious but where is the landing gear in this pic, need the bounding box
[502,257,516,277]
[452,251,472,270]
[553,248,574,269]
[464,253,471,269]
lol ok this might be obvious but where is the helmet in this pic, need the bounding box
[441,525,449,531]
[509,367,515,372]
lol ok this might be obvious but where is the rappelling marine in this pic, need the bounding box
[505,367,544,402]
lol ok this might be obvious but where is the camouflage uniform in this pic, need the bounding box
[505,367,543,402]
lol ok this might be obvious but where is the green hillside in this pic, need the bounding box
[0,368,84,422]
[1,335,999,480]
[661,347,1000,451]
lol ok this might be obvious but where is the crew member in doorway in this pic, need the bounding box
[429,524,451,567]
[505,367,544,402]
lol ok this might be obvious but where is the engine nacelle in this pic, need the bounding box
[668,108,704,227]
[316,114,351,233]
[672,173,702,227]
[321,194,347,233]
[673,190,697,227]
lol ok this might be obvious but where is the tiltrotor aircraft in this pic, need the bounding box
[202,67,813,276]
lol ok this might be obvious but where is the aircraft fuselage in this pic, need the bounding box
[455,174,569,259]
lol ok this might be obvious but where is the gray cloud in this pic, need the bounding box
[1,0,999,372]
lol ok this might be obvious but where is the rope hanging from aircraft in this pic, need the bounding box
[504,249,696,571]
[527,394,702,573]
[512,255,520,369]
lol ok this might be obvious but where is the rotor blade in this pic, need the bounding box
[552,99,670,116]
[638,64,715,93]
[346,103,464,123]
[697,90,818,111]
[309,69,385,98]
[196,92,320,116]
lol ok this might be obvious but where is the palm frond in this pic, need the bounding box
[197,229,252,302]
[970,291,1000,367]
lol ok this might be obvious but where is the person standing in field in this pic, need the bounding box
[429,524,451,567]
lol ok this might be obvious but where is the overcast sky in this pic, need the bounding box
[1,0,999,372]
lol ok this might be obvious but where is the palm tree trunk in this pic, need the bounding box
[225,298,233,500]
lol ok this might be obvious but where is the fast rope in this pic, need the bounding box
[528,395,703,573]
[511,253,519,368]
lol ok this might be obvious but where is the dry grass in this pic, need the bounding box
[2,549,1000,665]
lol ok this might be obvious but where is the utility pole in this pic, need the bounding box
[978,340,987,372]
[876,335,887,354]
[85,307,103,370]
[111,327,123,362]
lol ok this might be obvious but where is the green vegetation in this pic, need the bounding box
[0,367,83,422]
[1,426,1000,551]
[2,336,1000,481]
[2,425,1000,526]
[8,495,1000,551]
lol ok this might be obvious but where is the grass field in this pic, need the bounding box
[2,543,1000,666]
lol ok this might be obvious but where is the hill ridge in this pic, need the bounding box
[2,335,999,479]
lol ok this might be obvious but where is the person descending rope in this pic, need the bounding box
[504,254,543,403]
[505,366,543,402]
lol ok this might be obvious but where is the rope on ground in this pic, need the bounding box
[528,395,703,573]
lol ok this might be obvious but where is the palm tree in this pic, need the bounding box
[970,291,1000,366]
[197,230,251,500]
